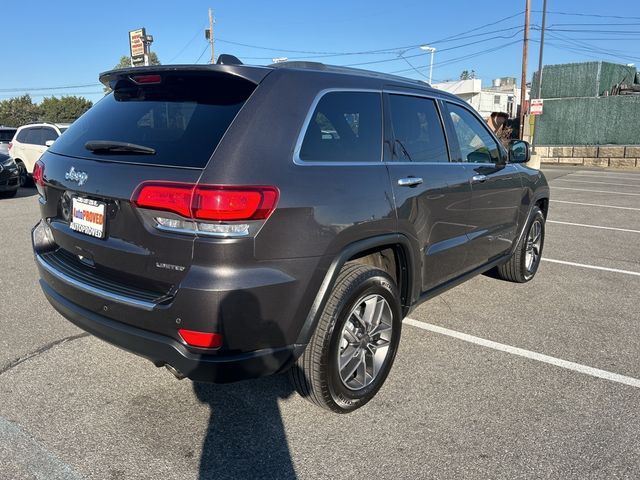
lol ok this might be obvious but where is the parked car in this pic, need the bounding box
[32,61,549,413]
[0,126,17,155]
[0,153,19,197]
[9,122,69,186]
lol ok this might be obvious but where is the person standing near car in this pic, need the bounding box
[487,111,509,134]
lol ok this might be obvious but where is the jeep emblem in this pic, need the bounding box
[65,167,89,186]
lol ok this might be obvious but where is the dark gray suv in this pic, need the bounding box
[32,60,549,413]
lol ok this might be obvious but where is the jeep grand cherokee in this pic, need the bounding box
[32,59,549,413]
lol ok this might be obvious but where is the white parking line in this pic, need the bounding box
[404,318,640,389]
[547,220,640,234]
[553,186,640,196]
[555,178,640,188]
[542,258,640,277]
[550,200,640,211]
[571,173,640,181]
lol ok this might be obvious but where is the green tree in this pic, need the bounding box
[40,96,93,123]
[104,52,162,92]
[459,70,476,80]
[0,95,42,127]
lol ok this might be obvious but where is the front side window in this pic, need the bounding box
[388,94,449,163]
[446,103,500,164]
[299,91,382,163]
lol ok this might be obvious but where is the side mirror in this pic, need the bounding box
[45,140,55,147]
[509,140,530,163]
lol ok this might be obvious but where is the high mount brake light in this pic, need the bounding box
[130,74,162,84]
[132,183,279,221]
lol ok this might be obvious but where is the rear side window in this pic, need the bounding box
[388,94,449,163]
[50,73,256,168]
[299,91,382,163]
[18,128,39,145]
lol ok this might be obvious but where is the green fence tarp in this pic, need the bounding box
[532,62,637,99]
[536,96,640,145]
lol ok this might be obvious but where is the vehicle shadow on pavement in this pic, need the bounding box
[193,290,298,480]
[14,187,38,199]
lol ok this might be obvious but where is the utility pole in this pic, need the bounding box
[208,8,215,64]
[518,0,531,140]
[531,0,548,153]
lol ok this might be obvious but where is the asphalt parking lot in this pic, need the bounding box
[1,165,639,479]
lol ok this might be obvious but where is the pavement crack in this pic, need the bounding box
[0,333,90,376]
[439,296,454,313]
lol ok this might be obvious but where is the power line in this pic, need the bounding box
[167,24,207,63]
[0,83,100,93]
[194,43,209,63]
[388,41,521,75]
[535,10,640,21]
[343,29,524,67]
[215,11,526,60]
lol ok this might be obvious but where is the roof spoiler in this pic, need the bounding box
[99,64,270,89]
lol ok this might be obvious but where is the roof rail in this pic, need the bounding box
[268,61,430,87]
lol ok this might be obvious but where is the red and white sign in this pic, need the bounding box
[530,99,544,116]
[129,28,146,66]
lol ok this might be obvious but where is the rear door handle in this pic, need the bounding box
[472,174,487,183]
[397,177,423,187]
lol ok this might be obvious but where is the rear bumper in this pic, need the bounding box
[0,170,19,191]
[40,279,300,382]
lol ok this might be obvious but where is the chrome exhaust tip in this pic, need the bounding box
[165,364,186,380]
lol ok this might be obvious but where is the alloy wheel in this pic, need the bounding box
[525,219,543,275]
[337,294,394,391]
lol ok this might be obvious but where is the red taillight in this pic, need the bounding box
[33,160,45,186]
[178,329,223,348]
[134,183,194,217]
[193,186,279,221]
[132,183,279,221]
[7,142,12,152]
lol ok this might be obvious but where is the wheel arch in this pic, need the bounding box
[293,233,418,350]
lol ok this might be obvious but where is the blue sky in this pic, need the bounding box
[3,0,640,104]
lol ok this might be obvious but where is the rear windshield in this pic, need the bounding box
[50,73,256,168]
[0,130,16,142]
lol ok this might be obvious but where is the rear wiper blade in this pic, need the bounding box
[85,140,156,155]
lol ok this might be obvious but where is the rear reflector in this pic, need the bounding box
[33,160,45,186]
[133,182,279,221]
[178,329,223,348]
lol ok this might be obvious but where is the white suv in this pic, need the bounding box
[9,123,69,186]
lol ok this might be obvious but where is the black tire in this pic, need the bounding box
[15,160,29,187]
[497,206,545,283]
[289,263,402,413]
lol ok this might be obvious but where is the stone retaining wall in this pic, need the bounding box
[537,145,640,168]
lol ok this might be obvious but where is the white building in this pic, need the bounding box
[431,77,525,119]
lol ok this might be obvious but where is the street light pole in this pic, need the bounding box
[420,45,436,84]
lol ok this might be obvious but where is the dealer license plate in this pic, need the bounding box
[70,197,106,239]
